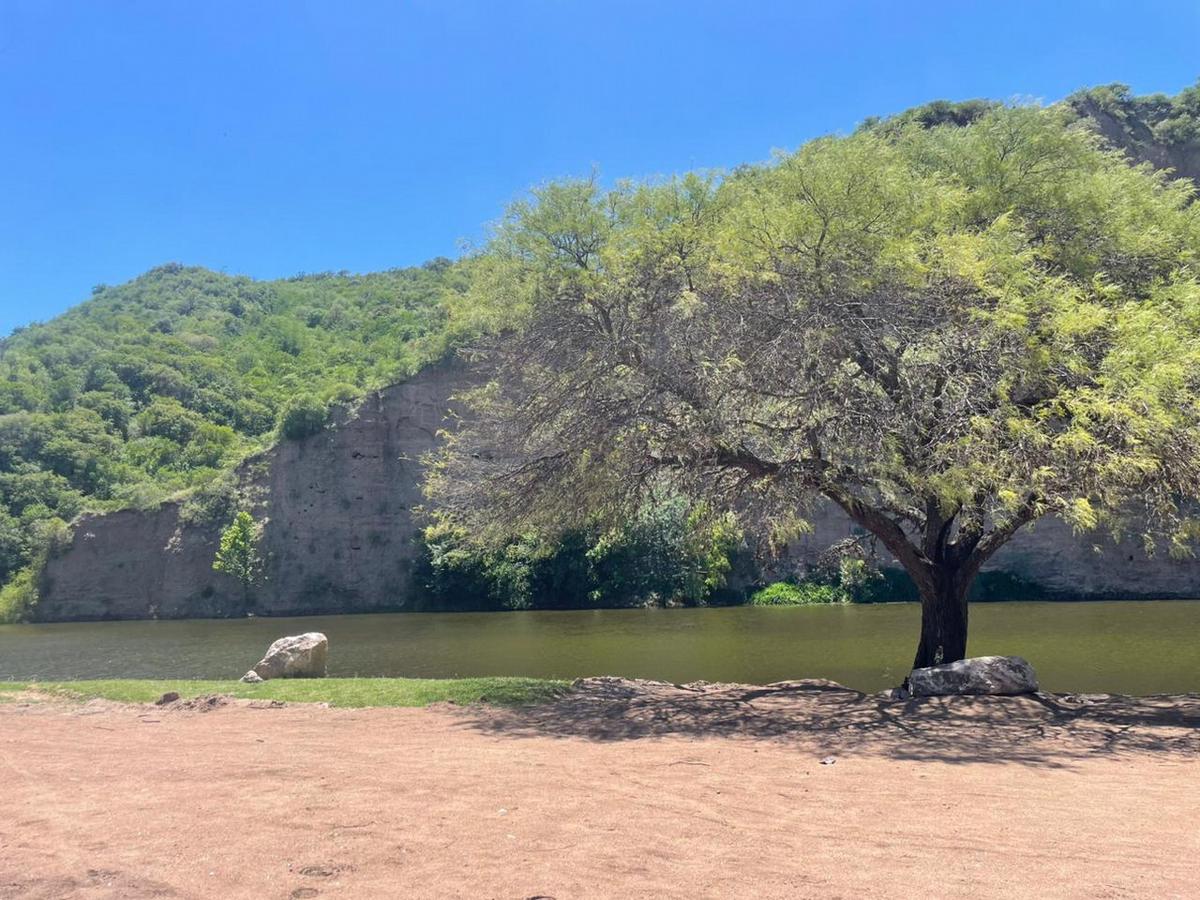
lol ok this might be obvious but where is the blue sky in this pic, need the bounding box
[1,1,1198,336]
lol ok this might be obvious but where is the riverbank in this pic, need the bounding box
[5,600,1200,693]
[2,678,1198,898]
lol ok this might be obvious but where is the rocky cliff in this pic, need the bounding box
[34,358,1200,621]
[1071,96,1200,186]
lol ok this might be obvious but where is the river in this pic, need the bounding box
[3,600,1199,693]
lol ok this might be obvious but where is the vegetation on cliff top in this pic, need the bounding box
[1067,81,1200,161]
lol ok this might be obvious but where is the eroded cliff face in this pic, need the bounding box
[35,359,1200,621]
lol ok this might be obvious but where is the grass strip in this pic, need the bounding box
[4,676,569,709]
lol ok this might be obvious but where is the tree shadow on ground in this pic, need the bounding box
[460,677,1200,768]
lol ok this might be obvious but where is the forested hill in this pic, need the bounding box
[0,261,469,590]
[1,79,1197,603]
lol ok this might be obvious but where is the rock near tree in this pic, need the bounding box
[907,655,1039,698]
[241,632,328,682]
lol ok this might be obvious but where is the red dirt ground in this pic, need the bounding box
[2,679,1198,899]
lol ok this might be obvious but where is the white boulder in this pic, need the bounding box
[908,655,1038,697]
[241,632,328,682]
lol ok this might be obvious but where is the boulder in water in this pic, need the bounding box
[244,632,328,681]
[907,655,1038,697]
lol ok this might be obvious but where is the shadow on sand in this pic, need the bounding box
[460,677,1200,768]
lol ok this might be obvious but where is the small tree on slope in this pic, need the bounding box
[213,511,262,607]
[427,105,1200,670]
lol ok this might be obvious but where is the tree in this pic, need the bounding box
[213,511,262,605]
[278,394,328,440]
[428,105,1200,670]
[0,508,27,584]
[585,495,742,606]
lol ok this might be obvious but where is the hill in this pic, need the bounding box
[0,261,469,595]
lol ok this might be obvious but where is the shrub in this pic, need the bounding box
[749,581,848,606]
[278,395,328,440]
[178,470,238,526]
[0,565,39,622]
[135,396,205,444]
[323,382,360,404]
[586,496,742,607]
[0,518,71,623]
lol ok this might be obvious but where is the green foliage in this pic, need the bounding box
[0,566,39,622]
[212,511,261,591]
[1069,81,1200,134]
[860,98,1000,134]
[749,582,847,606]
[751,546,888,606]
[0,517,72,622]
[178,469,240,526]
[586,496,742,606]
[0,261,467,589]
[1068,80,1200,155]
[424,495,743,610]
[430,98,1200,637]
[0,507,25,582]
[278,394,329,440]
[425,523,571,611]
[135,396,206,443]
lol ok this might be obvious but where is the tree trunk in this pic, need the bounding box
[912,568,969,669]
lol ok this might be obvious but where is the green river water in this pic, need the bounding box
[2,600,1198,694]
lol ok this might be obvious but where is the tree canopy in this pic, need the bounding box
[428,104,1200,666]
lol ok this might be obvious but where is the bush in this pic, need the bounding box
[749,581,848,606]
[1152,115,1200,145]
[135,396,205,443]
[278,395,328,440]
[422,495,743,611]
[0,519,70,623]
[178,470,238,526]
[0,566,39,622]
[586,496,742,607]
[323,382,360,404]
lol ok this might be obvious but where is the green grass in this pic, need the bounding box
[3,676,569,708]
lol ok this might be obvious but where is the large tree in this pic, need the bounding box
[428,106,1200,669]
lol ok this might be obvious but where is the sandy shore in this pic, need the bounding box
[2,679,1198,899]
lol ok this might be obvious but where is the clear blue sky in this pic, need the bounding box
[1,1,1197,336]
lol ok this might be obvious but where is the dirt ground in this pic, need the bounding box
[2,679,1198,900]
